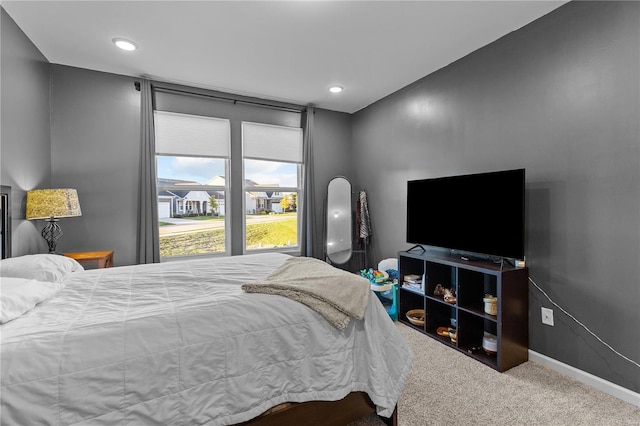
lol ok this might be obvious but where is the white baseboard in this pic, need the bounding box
[528,350,640,408]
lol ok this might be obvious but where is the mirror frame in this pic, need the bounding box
[325,176,353,265]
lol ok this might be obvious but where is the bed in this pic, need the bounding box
[0,249,413,425]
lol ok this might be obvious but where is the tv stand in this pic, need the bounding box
[459,254,482,262]
[454,250,491,262]
[398,250,529,372]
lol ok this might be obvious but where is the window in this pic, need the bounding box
[154,111,230,258]
[242,122,303,252]
[152,87,305,259]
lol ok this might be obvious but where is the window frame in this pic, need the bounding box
[152,90,306,259]
[154,110,232,259]
[241,121,304,255]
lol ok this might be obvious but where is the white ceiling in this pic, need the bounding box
[2,1,567,114]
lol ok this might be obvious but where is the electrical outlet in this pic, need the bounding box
[541,307,554,326]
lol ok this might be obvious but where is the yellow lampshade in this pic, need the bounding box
[26,189,82,220]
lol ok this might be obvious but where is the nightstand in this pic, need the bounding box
[64,250,114,269]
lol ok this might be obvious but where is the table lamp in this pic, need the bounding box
[26,188,82,254]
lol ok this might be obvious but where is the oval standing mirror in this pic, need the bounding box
[326,176,352,264]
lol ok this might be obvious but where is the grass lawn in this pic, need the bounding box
[245,218,297,249]
[160,217,297,257]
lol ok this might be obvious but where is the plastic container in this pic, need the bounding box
[483,295,497,315]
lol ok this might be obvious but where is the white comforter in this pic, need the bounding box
[1,253,412,425]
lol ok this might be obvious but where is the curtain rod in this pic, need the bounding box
[134,81,306,114]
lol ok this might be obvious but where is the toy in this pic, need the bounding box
[360,268,389,283]
[386,269,400,281]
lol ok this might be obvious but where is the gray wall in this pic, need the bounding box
[352,1,639,393]
[310,109,354,263]
[50,65,141,265]
[0,8,52,255]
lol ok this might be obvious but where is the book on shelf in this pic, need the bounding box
[402,281,423,293]
[403,274,421,283]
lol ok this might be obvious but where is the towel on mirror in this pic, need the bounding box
[241,256,371,329]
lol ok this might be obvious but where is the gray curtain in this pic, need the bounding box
[301,105,315,257]
[137,79,160,263]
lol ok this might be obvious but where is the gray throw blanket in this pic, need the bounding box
[241,256,370,329]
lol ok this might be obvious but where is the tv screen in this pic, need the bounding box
[406,168,525,260]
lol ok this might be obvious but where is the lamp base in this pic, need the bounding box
[42,217,62,254]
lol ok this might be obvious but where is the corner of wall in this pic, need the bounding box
[1,6,52,255]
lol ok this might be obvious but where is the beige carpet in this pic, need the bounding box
[351,322,640,426]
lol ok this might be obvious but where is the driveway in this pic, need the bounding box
[159,217,223,236]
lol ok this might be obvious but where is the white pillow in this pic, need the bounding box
[0,254,84,283]
[0,277,64,323]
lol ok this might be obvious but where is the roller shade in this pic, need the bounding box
[242,122,303,163]
[155,111,230,157]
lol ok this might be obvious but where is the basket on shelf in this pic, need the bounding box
[405,309,425,326]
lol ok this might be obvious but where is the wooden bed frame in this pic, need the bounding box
[240,392,397,426]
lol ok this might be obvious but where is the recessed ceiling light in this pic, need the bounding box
[112,38,138,51]
[329,85,343,94]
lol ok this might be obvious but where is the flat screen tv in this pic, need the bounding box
[406,168,525,260]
